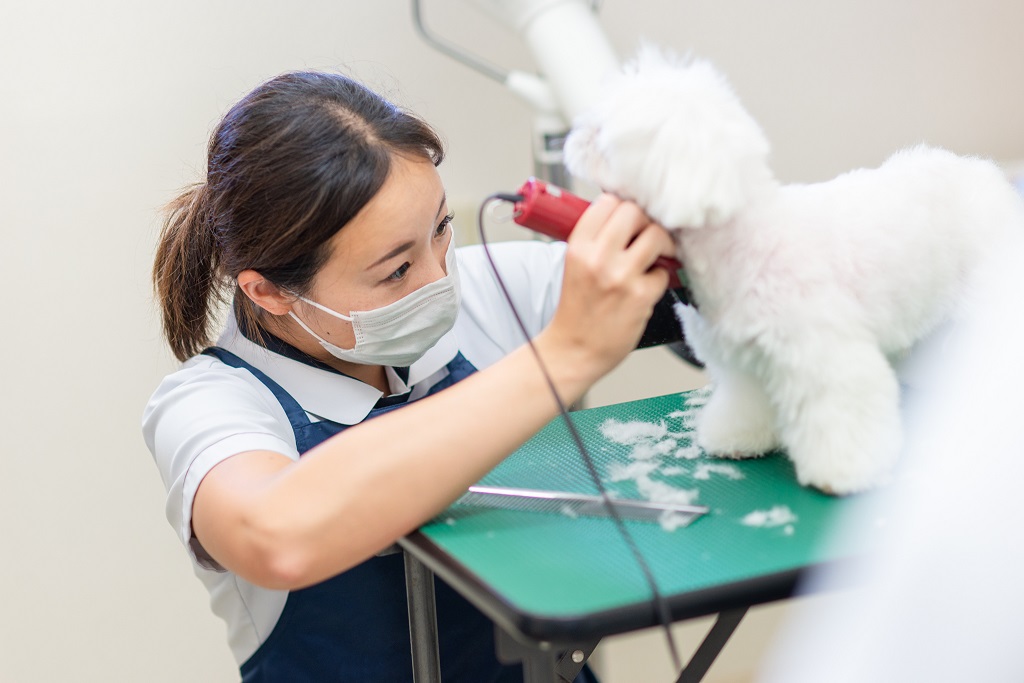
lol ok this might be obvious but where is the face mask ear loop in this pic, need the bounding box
[294,295,355,321]
[287,311,337,348]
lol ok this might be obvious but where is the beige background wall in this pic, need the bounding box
[1,1,1022,681]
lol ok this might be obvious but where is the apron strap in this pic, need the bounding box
[202,347,315,434]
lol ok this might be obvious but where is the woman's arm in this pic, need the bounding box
[192,196,675,590]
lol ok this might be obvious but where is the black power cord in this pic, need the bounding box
[476,194,683,674]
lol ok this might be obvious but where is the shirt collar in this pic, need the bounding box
[216,313,459,425]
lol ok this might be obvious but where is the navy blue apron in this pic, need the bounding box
[204,347,596,683]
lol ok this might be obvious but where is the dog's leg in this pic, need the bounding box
[675,306,779,457]
[696,367,779,458]
[769,339,901,495]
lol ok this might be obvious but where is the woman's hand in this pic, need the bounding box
[538,194,677,396]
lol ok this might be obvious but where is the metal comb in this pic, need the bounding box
[455,485,708,526]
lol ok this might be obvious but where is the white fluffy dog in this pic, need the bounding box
[565,47,1024,494]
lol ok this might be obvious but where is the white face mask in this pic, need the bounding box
[288,238,460,367]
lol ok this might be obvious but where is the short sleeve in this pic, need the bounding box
[454,241,565,368]
[141,356,299,565]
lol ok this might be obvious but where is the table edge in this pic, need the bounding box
[399,530,845,645]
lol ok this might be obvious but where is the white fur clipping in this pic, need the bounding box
[564,45,773,228]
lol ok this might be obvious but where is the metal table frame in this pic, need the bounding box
[400,540,794,683]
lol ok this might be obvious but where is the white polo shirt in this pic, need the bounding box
[142,240,565,665]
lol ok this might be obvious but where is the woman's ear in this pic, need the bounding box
[236,270,294,316]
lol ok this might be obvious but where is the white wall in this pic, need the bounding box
[0,1,1021,681]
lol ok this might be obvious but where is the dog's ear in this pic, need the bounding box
[563,114,611,192]
[644,116,773,229]
[566,48,775,230]
[633,57,773,229]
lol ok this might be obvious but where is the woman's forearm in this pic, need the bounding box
[201,330,599,589]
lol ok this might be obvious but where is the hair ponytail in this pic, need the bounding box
[153,182,223,361]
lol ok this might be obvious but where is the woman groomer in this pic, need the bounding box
[143,71,675,682]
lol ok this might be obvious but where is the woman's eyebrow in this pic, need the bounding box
[370,241,415,269]
[369,194,448,270]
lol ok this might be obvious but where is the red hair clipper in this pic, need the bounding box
[511,178,684,289]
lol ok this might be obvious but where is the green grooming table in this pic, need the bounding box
[399,388,867,682]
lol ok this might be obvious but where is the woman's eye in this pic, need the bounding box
[386,262,411,282]
[435,212,454,237]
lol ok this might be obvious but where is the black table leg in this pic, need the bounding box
[675,607,748,683]
[404,550,442,683]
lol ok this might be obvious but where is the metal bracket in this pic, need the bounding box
[496,627,599,683]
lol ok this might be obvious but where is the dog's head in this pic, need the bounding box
[565,46,774,229]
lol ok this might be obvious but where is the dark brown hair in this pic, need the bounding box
[153,72,445,361]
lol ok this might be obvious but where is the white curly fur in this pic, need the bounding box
[565,47,1024,494]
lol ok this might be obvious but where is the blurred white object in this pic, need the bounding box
[758,232,1024,682]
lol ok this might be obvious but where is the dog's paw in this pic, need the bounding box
[792,455,892,496]
[697,418,777,459]
[695,385,778,458]
[784,410,901,496]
